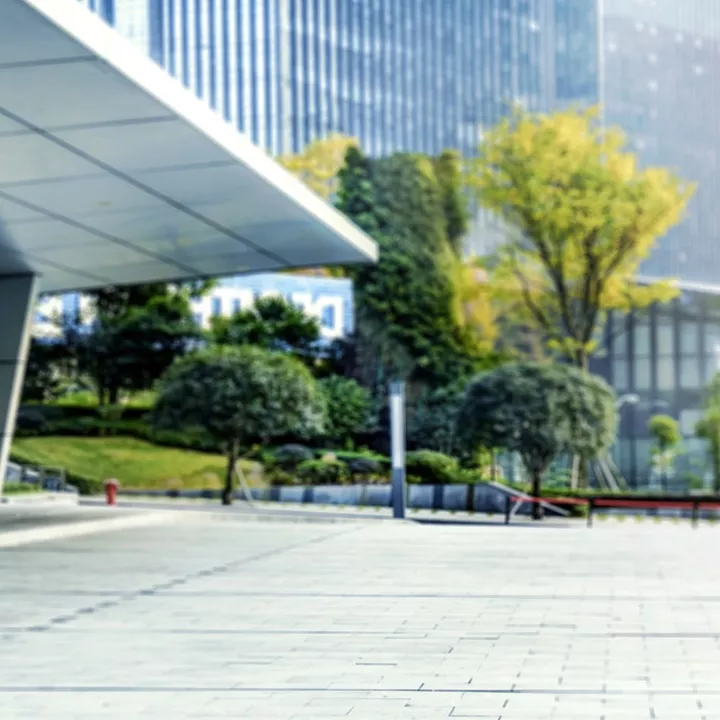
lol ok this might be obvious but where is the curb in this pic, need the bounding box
[1,492,79,507]
[81,498,398,525]
[0,510,184,549]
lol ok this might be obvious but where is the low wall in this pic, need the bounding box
[122,483,530,514]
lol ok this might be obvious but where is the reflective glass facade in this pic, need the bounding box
[81,0,599,157]
[602,0,720,288]
[592,294,720,490]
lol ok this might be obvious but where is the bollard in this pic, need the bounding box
[587,498,594,528]
[505,495,512,525]
[104,478,119,506]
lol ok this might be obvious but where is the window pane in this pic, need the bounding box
[657,318,674,355]
[613,439,633,483]
[680,356,701,389]
[707,323,720,357]
[681,319,700,356]
[635,323,650,356]
[657,356,675,391]
[612,357,628,391]
[634,356,651,391]
[635,439,653,486]
[680,409,704,436]
[706,356,720,384]
[612,314,628,357]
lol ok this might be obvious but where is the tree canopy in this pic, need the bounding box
[209,295,321,365]
[467,107,693,368]
[458,362,616,515]
[338,147,496,389]
[153,346,326,504]
[82,287,202,405]
[318,376,371,446]
[278,133,358,201]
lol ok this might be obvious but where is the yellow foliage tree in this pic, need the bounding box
[446,255,497,353]
[278,133,359,201]
[278,133,358,278]
[466,107,694,369]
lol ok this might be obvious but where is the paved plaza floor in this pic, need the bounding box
[0,513,719,718]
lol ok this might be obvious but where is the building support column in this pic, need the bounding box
[0,275,38,496]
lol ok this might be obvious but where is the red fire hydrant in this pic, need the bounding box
[104,479,119,506]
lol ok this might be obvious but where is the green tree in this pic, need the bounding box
[339,149,486,389]
[467,107,693,369]
[648,414,683,491]
[23,339,64,403]
[697,411,720,494]
[318,376,371,447]
[433,149,469,254]
[406,383,466,456]
[458,362,616,517]
[697,373,720,493]
[153,346,326,505]
[82,290,202,405]
[210,296,321,365]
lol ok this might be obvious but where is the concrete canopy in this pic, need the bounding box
[0,0,377,295]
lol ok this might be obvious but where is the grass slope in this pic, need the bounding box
[11,436,263,492]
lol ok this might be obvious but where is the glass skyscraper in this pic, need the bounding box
[79,0,720,487]
[588,0,720,488]
[79,0,599,158]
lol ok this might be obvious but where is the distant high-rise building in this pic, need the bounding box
[79,0,599,158]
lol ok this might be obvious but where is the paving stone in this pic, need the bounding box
[0,517,717,717]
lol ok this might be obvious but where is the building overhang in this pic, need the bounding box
[0,0,377,294]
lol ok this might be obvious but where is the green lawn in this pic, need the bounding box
[11,436,264,492]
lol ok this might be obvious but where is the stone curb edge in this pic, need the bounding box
[0,511,183,549]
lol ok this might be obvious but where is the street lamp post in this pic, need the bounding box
[389,380,406,520]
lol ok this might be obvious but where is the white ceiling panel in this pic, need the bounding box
[0,217,109,253]
[0,195,49,223]
[0,0,376,295]
[38,268,112,294]
[0,134,100,186]
[32,241,159,268]
[184,252,273,278]
[150,235,253,262]
[87,260,198,288]
[0,61,171,130]
[0,2,92,66]
[133,163,256,209]
[2,173,162,218]
[0,115,28,135]
[52,120,236,173]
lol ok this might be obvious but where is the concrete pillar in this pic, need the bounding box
[0,275,38,496]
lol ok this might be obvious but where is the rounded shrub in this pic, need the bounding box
[405,450,459,485]
[14,408,48,435]
[346,457,383,477]
[318,376,371,446]
[296,459,350,485]
[273,444,315,470]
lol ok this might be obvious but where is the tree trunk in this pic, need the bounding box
[570,455,580,491]
[531,472,543,520]
[222,440,239,506]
